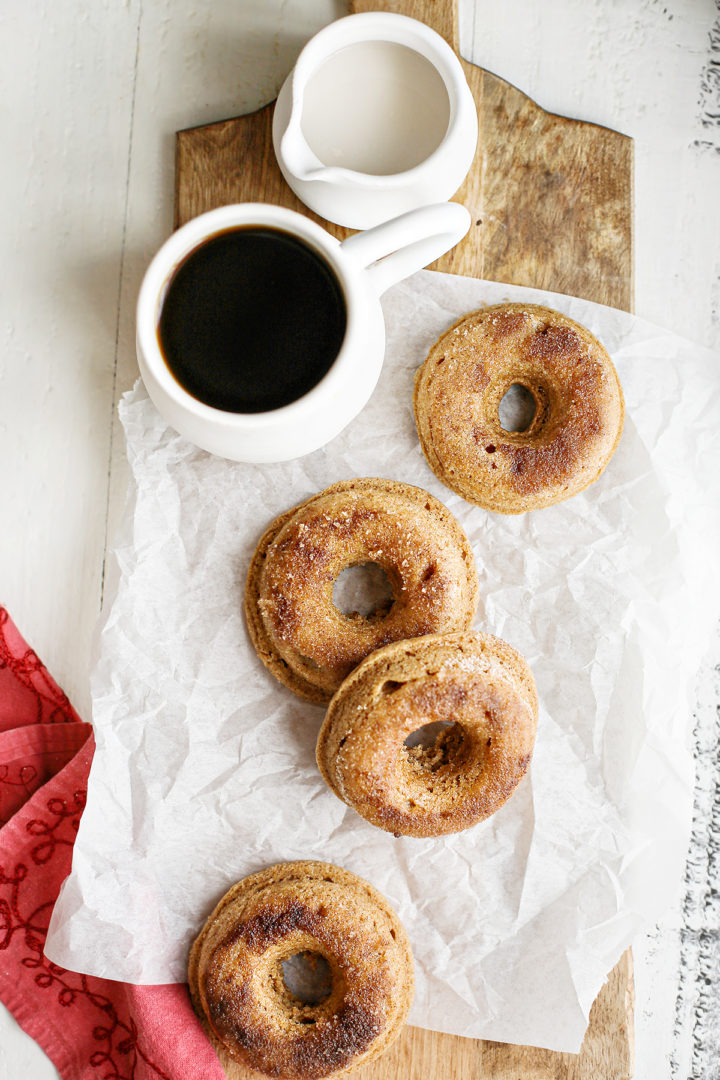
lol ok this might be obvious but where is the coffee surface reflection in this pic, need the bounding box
[157,227,347,413]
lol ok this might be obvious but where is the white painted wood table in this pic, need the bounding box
[1,1,718,1077]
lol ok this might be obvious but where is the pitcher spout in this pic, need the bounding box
[280,123,369,186]
[280,58,374,186]
[278,120,320,184]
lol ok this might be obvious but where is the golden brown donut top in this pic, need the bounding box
[316,633,538,838]
[413,304,625,513]
[188,861,414,1080]
[246,478,478,702]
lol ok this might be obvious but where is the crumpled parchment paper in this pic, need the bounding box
[46,270,720,1052]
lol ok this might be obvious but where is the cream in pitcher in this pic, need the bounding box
[273,13,478,228]
[299,40,451,176]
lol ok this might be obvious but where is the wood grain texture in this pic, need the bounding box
[175,1,635,1078]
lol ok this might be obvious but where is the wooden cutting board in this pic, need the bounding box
[174,1,635,1077]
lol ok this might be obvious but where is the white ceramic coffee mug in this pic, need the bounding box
[136,201,470,463]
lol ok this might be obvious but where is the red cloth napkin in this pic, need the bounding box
[0,608,224,1080]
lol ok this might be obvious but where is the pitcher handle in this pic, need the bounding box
[340,203,471,296]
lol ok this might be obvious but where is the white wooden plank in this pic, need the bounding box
[0,3,142,1074]
[0,0,142,715]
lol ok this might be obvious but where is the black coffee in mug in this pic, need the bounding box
[157,227,347,413]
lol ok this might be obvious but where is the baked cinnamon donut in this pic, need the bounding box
[413,304,625,513]
[188,860,414,1079]
[316,632,538,837]
[245,478,478,703]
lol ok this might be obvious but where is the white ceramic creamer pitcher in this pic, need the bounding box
[137,201,470,463]
[273,12,478,229]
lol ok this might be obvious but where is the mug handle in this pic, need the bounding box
[339,203,471,296]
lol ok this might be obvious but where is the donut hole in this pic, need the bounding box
[332,562,395,619]
[404,721,465,772]
[498,383,537,433]
[280,951,333,1008]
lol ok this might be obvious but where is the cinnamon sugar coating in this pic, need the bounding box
[245,478,478,703]
[413,304,625,513]
[188,861,414,1079]
[317,632,538,838]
